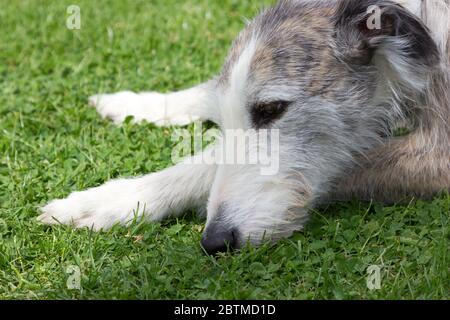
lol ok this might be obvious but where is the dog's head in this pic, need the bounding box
[200,0,439,254]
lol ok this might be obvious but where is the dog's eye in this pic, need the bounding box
[250,100,290,128]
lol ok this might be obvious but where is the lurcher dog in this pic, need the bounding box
[39,0,450,254]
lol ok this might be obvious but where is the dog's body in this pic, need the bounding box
[39,0,449,254]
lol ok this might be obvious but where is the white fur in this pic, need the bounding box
[89,83,219,126]
[207,37,258,220]
[39,148,218,230]
[220,38,258,130]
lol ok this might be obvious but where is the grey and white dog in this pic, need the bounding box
[39,0,450,254]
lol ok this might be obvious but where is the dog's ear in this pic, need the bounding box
[332,0,439,90]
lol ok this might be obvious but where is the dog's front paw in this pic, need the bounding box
[88,91,150,124]
[38,187,139,231]
[88,91,199,126]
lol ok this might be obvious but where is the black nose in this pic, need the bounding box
[201,228,237,255]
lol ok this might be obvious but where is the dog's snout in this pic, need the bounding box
[201,226,238,255]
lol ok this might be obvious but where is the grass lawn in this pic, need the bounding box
[0,0,449,299]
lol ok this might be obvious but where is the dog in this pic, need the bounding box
[39,0,450,254]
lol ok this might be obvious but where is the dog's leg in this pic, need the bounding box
[38,146,219,230]
[89,79,219,126]
[332,128,450,203]
[333,67,450,206]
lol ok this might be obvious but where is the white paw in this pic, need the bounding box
[88,91,152,124]
[38,182,143,231]
[88,91,199,126]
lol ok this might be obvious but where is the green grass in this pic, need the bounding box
[0,0,449,300]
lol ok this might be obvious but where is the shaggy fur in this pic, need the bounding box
[333,0,450,203]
